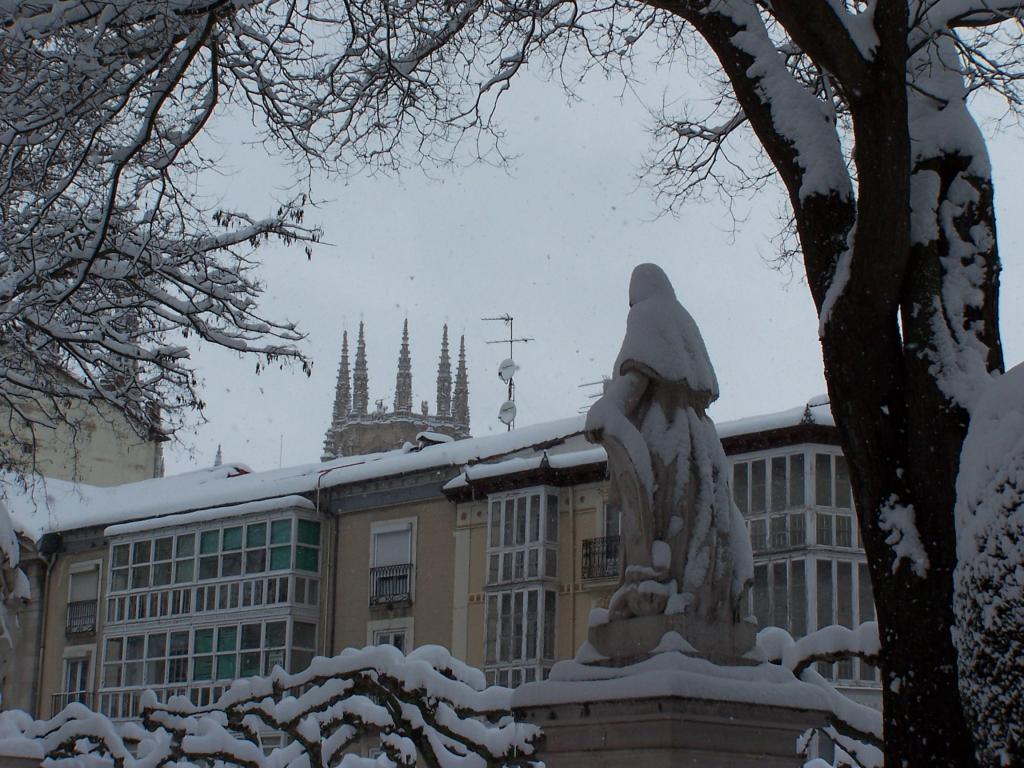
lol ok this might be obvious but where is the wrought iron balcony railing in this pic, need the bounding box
[66,599,97,634]
[581,536,620,580]
[369,563,413,606]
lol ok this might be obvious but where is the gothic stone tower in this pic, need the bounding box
[321,322,471,459]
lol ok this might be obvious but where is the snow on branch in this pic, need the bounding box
[0,645,543,768]
[758,624,883,759]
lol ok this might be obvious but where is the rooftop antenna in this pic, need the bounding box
[483,313,533,431]
[577,378,608,414]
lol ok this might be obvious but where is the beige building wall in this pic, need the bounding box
[330,496,457,654]
[0,398,160,487]
[35,536,108,718]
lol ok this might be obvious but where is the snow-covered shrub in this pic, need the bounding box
[759,625,883,768]
[0,645,542,768]
[955,363,1024,766]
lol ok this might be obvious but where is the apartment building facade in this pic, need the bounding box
[13,399,879,724]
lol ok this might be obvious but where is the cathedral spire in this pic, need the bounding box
[322,329,353,460]
[436,324,452,419]
[452,334,469,430]
[352,321,369,415]
[394,319,413,414]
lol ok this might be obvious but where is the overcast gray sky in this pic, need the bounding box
[163,63,1024,475]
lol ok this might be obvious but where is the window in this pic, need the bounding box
[752,565,769,627]
[816,560,833,629]
[815,453,852,510]
[735,453,805,516]
[290,621,317,673]
[836,515,854,547]
[769,516,787,549]
[370,522,413,604]
[790,560,807,636]
[485,490,558,587]
[68,567,99,634]
[64,656,90,697]
[374,629,407,652]
[749,519,767,552]
[484,586,556,686]
[789,512,806,546]
[816,512,833,546]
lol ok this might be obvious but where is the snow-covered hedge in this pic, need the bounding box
[0,645,542,768]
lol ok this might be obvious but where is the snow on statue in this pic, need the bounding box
[585,263,753,660]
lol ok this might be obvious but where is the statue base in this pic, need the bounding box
[588,613,758,665]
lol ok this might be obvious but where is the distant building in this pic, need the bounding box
[321,321,470,459]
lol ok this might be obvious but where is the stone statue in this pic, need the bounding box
[585,264,754,660]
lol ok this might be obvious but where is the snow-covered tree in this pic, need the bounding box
[954,362,1024,765]
[0,0,320,473]
[0,645,543,768]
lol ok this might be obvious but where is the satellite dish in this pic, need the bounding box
[498,358,518,383]
[498,400,517,426]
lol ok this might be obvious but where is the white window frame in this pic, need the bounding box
[367,617,415,652]
[62,644,95,693]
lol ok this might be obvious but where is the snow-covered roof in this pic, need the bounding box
[442,446,607,492]
[2,400,837,542]
[103,495,315,537]
[2,416,586,541]
[716,394,834,439]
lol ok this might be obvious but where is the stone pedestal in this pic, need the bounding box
[514,694,826,768]
[589,613,758,665]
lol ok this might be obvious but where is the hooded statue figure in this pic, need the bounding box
[586,263,752,625]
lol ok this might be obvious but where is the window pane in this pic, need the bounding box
[176,534,195,557]
[485,595,498,664]
[837,561,853,628]
[175,560,194,583]
[816,513,833,546]
[241,624,262,650]
[111,569,128,591]
[105,637,123,661]
[750,519,766,552]
[246,550,267,574]
[199,556,218,580]
[772,562,788,628]
[126,635,145,660]
[200,531,219,555]
[545,548,557,578]
[789,454,805,507]
[858,562,875,623]
[132,540,152,564]
[499,593,512,661]
[546,495,559,542]
[789,513,806,546]
[195,628,214,654]
[266,622,286,647]
[246,523,266,548]
[131,565,150,589]
[512,591,524,661]
[489,502,501,548]
[113,544,130,568]
[298,520,320,546]
[836,515,853,547]
[816,454,833,507]
[270,519,292,544]
[293,622,316,649]
[240,652,260,678]
[790,560,807,636]
[216,654,237,680]
[751,459,766,513]
[771,457,787,512]
[488,554,499,585]
[835,456,851,509]
[221,552,242,577]
[526,589,539,661]
[769,516,787,549]
[170,632,189,656]
[529,496,541,542]
[507,498,523,547]
[223,527,243,551]
[269,546,291,571]
[543,590,557,659]
[145,660,165,685]
[152,562,172,587]
[217,626,237,652]
[733,463,749,514]
[753,565,770,628]
[817,560,833,629]
[503,500,514,546]
[296,546,319,572]
[154,537,173,561]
